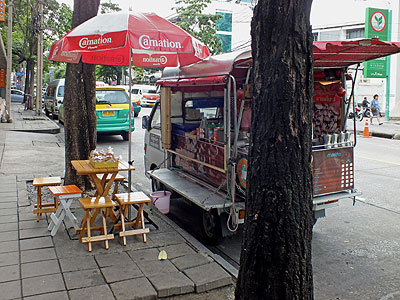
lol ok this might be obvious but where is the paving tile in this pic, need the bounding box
[0,264,20,282]
[110,277,157,300]
[20,227,51,239]
[127,247,160,264]
[160,243,197,260]
[0,202,17,209]
[0,240,19,254]
[0,279,21,299]
[0,230,18,242]
[0,214,17,224]
[136,259,179,277]
[20,236,53,251]
[95,251,133,268]
[69,285,114,300]
[63,268,105,290]
[59,255,98,272]
[183,262,232,293]
[101,263,143,284]
[148,231,186,247]
[24,290,69,300]
[0,208,17,216]
[19,219,48,230]
[148,271,194,298]
[22,259,61,278]
[0,251,19,267]
[22,273,65,297]
[0,191,17,198]
[0,222,18,233]
[19,212,39,222]
[21,247,57,263]
[171,253,213,271]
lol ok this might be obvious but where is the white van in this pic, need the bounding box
[131,84,159,107]
[44,79,64,119]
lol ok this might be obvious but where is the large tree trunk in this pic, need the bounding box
[23,59,35,110]
[235,1,314,300]
[64,0,100,188]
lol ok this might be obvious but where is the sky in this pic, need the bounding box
[57,0,399,39]
[58,0,397,23]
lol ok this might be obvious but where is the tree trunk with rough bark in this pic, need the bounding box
[23,59,34,110]
[64,0,100,189]
[235,1,314,300]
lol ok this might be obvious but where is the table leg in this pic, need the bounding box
[119,206,127,246]
[101,209,109,250]
[36,186,41,222]
[87,211,92,252]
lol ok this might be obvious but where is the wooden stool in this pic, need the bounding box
[114,192,151,246]
[78,197,117,252]
[33,176,62,222]
[47,185,82,236]
[96,173,125,198]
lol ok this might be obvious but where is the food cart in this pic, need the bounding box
[143,38,400,243]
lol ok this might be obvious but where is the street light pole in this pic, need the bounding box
[36,0,43,115]
[5,0,13,122]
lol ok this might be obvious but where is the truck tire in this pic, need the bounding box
[121,131,129,141]
[202,209,223,245]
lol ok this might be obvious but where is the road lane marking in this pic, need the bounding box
[357,155,400,166]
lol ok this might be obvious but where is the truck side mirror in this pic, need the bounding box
[142,115,149,130]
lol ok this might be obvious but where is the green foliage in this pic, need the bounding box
[0,0,73,84]
[174,0,222,54]
[100,1,122,14]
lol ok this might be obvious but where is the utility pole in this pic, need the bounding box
[5,0,13,122]
[36,0,43,115]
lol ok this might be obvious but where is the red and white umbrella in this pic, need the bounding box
[48,11,210,67]
[49,11,210,193]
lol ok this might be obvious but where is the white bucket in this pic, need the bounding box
[150,191,171,214]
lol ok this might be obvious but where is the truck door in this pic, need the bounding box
[144,101,166,176]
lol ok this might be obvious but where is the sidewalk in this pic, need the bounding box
[346,117,400,139]
[0,104,233,300]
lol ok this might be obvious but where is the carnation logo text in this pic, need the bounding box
[142,56,168,65]
[79,37,113,49]
[139,35,182,50]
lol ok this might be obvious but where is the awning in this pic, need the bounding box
[313,38,400,69]
[158,38,400,87]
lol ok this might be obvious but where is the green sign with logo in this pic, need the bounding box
[364,8,390,78]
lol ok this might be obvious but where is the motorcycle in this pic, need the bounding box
[348,103,371,121]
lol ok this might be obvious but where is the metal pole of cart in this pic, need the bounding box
[128,47,132,219]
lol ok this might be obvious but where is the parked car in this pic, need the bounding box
[96,86,135,140]
[44,79,64,119]
[131,84,159,107]
[11,89,24,103]
[59,87,134,140]
[116,85,141,117]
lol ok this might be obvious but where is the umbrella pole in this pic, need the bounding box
[128,47,133,219]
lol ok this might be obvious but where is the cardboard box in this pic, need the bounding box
[89,159,119,169]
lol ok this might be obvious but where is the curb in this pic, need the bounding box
[350,130,395,140]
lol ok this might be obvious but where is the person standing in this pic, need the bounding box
[370,94,383,125]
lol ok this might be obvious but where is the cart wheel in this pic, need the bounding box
[202,209,223,245]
